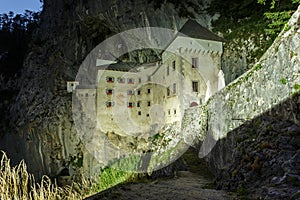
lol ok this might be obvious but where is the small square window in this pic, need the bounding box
[137,101,141,107]
[128,78,134,84]
[106,77,115,83]
[127,90,134,95]
[128,102,134,108]
[117,77,125,83]
[106,101,114,107]
[148,101,151,106]
[174,109,176,114]
[146,114,150,117]
[147,89,151,94]
[137,90,141,95]
[138,111,141,115]
[139,78,142,83]
[106,89,113,95]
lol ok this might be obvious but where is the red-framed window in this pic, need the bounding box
[128,78,134,84]
[106,77,115,83]
[127,90,134,95]
[117,77,125,83]
[106,89,113,95]
[106,101,114,107]
[127,102,134,108]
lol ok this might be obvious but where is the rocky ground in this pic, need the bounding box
[85,148,237,200]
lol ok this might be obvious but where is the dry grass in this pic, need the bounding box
[0,151,95,200]
[0,151,143,199]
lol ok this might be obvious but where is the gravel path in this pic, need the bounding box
[85,148,237,200]
[85,171,236,200]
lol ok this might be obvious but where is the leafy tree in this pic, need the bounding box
[258,0,299,36]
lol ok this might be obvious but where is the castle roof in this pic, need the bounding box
[98,62,138,72]
[160,19,224,55]
[177,19,225,42]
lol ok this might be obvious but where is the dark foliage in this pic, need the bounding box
[149,0,205,17]
[0,10,40,80]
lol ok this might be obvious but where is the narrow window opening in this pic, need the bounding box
[167,65,169,76]
[192,58,198,68]
[192,81,199,92]
[173,83,176,94]
[172,60,176,71]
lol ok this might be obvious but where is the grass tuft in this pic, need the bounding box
[0,151,95,200]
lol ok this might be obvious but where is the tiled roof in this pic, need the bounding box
[178,19,225,42]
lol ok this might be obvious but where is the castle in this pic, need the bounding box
[70,19,225,139]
